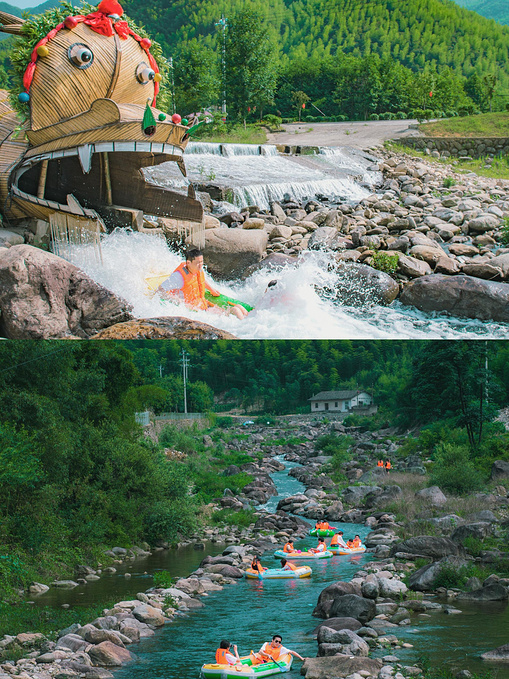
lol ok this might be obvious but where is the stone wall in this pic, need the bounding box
[399,136,509,158]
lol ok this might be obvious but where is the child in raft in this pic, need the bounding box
[251,556,267,572]
[283,539,295,553]
[215,639,242,667]
[346,535,362,549]
[280,558,297,571]
[310,537,326,553]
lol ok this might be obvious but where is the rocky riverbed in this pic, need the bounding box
[2,419,508,679]
[1,146,509,338]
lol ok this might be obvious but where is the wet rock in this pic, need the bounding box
[456,584,508,602]
[317,628,369,657]
[204,564,244,578]
[203,228,268,279]
[0,245,132,339]
[481,643,509,662]
[132,605,165,627]
[333,263,399,306]
[28,583,50,595]
[91,317,237,340]
[310,618,363,637]
[313,582,362,618]
[88,641,133,667]
[399,274,509,323]
[328,595,376,624]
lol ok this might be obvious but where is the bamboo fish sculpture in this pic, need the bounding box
[0,0,203,240]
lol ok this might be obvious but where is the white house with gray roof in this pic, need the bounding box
[308,390,374,413]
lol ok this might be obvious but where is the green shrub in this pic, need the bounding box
[499,217,509,245]
[143,498,199,543]
[153,570,174,588]
[429,443,484,494]
[262,114,282,129]
[397,111,407,119]
[372,250,399,274]
[369,113,379,120]
[158,425,201,454]
[463,536,484,557]
[211,508,257,527]
[443,177,456,188]
[216,416,233,428]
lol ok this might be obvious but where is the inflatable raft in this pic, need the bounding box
[309,528,335,537]
[330,544,366,555]
[273,549,333,560]
[145,272,253,311]
[201,654,292,678]
[245,566,312,579]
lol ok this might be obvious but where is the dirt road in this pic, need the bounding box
[266,119,420,149]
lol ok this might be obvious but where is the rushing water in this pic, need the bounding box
[70,229,509,339]
[145,142,376,210]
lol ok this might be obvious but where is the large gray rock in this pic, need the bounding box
[457,584,508,602]
[451,522,492,543]
[481,644,509,662]
[329,594,376,624]
[342,485,381,505]
[377,577,408,598]
[310,618,363,637]
[118,619,154,640]
[313,582,361,618]
[55,634,89,652]
[400,274,509,323]
[301,655,382,679]
[0,245,132,338]
[88,641,132,667]
[415,486,447,506]
[490,460,509,480]
[407,556,468,591]
[203,228,268,279]
[391,536,462,559]
[317,629,370,657]
[364,485,402,508]
[132,605,165,627]
[333,263,400,306]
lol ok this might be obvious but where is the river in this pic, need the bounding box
[30,456,509,679]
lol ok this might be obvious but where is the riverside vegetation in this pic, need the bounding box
[0,406,508,679]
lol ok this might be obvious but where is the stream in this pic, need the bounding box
[31,455,509,679]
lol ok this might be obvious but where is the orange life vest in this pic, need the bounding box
[352,538,361,547]
[216,648,232,664]
[347,541,354,548]
[316,542,326,552]
[262,643,281,661]
[283,543,293,553]
[284,561,298,571]
[170,262,212,311]
[330,535,340,545]
[385,461,392,469]
[377,460,383,467]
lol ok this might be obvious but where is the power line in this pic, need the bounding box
[0,345,73,374]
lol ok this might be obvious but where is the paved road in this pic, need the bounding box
[266,119,421,149]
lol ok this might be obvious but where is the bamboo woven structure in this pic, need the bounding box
[0,2,204,249]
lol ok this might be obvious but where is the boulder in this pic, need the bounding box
[88,641,132,667]
[0,245,132,338]
[481,644,509,662]
[132,605,165,627]
[313,582,362,618]
[399,274,509,323]
[342,485,381,504]
[310,618,363,637]
[334,263,399,306]
[391,536,461,559]
[328,594,376,624]
[377,577,408,598]
[0,229,24,246]
[91,317,236,339]
[118,619,154,640]
[364,485,402,508]
[55,634,89,652]
[451,522,492,543]
[407,556,468,591]
[28,582,50,595]
[397,254,432,278]
[415,486,447,506]
[204,564,244,578]
[203,228,268,279]
[490,460,509,481]
[301,655,382,679]
[457,584,508,602]
[317,628,369,657]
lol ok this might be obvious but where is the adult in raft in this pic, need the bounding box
[310,537,327,553]
[215,640,242,667]
[251,634,305,664]
[330,530,348,548]
[157,249,249,320]
[283,539,295,553]
[280,558,297,571]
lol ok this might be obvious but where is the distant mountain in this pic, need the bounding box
[454,0,509,24]
[0,0,72,15]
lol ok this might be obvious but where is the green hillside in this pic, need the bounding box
[454,0,509,25]
[122,0,509,87]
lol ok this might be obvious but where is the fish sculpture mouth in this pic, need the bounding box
[10,99,203,226]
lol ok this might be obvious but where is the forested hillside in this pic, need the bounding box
[454,0,509,25]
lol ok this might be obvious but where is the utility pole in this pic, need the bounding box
[215,15,228,115]
[180,349,190,413]
[159,363,163,379]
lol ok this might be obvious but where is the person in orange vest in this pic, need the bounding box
[215,639,241,665]
[377,460,384,467]
[283,539,294,553]
[310,537,326,553]
[330,530,348,548]
[251,635,305,665]
[385,460,392,473]
[280,558,297,571]
[157,249,248,319]
[251,556,267,573]
[352,535,362,548]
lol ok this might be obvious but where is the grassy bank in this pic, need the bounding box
[419,112,509,137]
[385,140,509,180]
[192,122,268,145]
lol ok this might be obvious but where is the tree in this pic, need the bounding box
[292,90,310,121]
[224,9,279,122]
[173,40,219,114]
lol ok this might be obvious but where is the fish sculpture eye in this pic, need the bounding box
[136,62,155,84]
[68,43,94,69]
